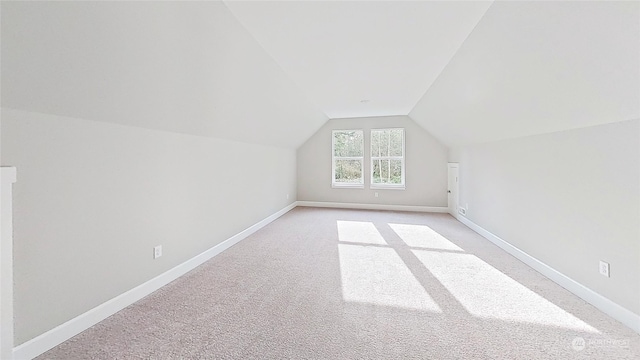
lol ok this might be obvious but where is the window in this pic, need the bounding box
[332,130,364,188]
[371,128,405,189]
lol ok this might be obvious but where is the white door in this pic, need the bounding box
[447,163,459,216]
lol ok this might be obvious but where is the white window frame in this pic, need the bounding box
[331,129,364,189]
[370,128,405,190]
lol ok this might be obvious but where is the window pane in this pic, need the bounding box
[371,130,389,157]
[334,130,363,157]
[372,159,386,184]
[335,159,363,183]
[389,129,403,156]
[371,129,403,157]
[371,131,380,156]
[372,159,402,184]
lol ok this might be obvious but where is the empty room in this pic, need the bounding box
[1,1,638,359]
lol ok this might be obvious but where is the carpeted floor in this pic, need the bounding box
[38,207,639,359]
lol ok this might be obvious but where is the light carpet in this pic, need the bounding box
[38,207,640,359]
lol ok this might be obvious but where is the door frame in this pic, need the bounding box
[447,163,459,216]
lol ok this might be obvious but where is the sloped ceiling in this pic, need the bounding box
[1,1,328,148]
[225,1,492,119]
[409,1,640,146]
[2,1,638,149]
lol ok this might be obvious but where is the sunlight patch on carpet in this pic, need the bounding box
[389,223,463,251]
[337,220,387,245]
[412,251,599,333]
[338,244,441,312]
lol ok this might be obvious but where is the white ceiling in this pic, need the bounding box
[2,1,638,148]
[410,1,640,146]
[1,1,328,148]
[225,1,492,119]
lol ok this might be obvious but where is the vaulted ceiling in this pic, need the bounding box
[2,1,638,148]
[410,0,640,146]
[225,1,492,119]
[1,1,328,148]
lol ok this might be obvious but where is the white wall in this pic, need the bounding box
[297,116,448,207]
[453,119,640,315]
[1,108,297,345]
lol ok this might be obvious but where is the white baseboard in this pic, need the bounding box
[296,201,449,213]
[455,214,640,335]
[12,202,297,360]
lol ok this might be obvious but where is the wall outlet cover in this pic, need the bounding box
[599,260,610,277]
[154,245,162,259]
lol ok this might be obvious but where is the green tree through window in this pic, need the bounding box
[371,128,405,188]
[332,130,364,187]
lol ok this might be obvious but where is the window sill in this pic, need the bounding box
[370,185,406,190]
[332,184,364,189]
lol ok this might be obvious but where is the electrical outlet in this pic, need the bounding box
[154,245,162,259]
[374,192,379,198]
[286,193,289,200]
[599,261,610,277]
